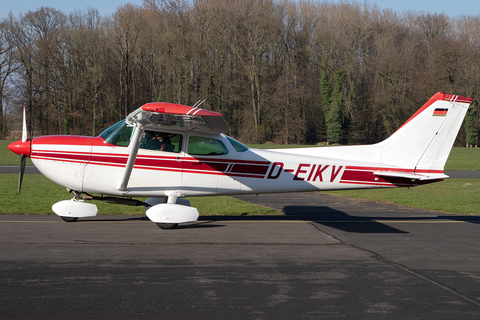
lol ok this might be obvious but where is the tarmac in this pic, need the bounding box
[2,191,480,319]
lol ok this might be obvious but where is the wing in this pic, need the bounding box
[126,102,229,133]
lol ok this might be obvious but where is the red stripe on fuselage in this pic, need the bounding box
[32,151,91,162]
[31,147,271,178]
[340,166,443,187]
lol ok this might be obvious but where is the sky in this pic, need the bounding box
[1,0,479,19]
[2,0,144,18]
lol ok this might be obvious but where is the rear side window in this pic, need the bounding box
[226,136,249,152]
[188,136,229,155]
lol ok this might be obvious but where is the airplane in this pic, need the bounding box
[8,92,472,229]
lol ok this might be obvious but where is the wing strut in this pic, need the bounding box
[116,122,144,192]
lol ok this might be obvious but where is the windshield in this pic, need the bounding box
[99,120,134,147]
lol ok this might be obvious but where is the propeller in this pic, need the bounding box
[18,103,27,194]
[7,103,32,194]
[19,154,26,194]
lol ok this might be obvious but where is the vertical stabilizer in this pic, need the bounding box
[378,92,472,172]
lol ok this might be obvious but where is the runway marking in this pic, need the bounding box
[0,220,149,223]
[0,220,64,223]
[372,220,466,224]
[0,219,469,224]
[210,220,467,224]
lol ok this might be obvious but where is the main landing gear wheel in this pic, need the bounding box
[61,217,78,222]
[156,223,178,229]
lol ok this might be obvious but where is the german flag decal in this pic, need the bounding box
[433,108,448,116]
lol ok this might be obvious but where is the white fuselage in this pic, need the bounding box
[30,131,429,199]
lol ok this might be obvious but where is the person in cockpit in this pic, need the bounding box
[144,131,174,152]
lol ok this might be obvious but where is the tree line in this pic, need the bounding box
[0,0,479,146]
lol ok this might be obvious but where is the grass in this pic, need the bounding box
[2,139,480,216]
[2,174,478,216]
[188,196,279,216]
[1,140,33,165]
[325,179,480,215]
[443,147,480,171]
[0,174,278,216]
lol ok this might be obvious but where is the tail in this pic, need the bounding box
[376,92,472,179]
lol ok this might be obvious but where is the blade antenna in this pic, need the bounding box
[192,99,206,109]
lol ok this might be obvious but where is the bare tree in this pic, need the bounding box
[1,1,479,145]
[0,18,18,138]
[108,4,145,118]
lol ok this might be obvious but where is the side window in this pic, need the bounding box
[188,136,229,156]
[140,131,183,153]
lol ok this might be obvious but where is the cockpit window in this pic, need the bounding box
[188,136,229,156]
[226,136,249,152]
[98,120,134,147]
[140,131,183,153]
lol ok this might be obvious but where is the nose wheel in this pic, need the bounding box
[61,216,78,222]
[156,223,178,229]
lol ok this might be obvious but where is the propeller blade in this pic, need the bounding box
[19,102,28,194]
[22,103,27,143]
[18,154,26,194]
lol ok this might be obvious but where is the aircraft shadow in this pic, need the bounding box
[198,205,407,234]
[283,205,480,233]
[283,205,407,234]
[201,206,480,234]
[78,206,480,233]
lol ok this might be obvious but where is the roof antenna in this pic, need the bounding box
[192,99,206,109]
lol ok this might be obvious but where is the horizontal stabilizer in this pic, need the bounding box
[374,171,449,181]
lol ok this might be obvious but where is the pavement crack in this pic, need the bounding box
[307,221,480,307]
[372,251,480,307]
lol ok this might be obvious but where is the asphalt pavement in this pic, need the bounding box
[1,192,480,319]
[0,165,42,174]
